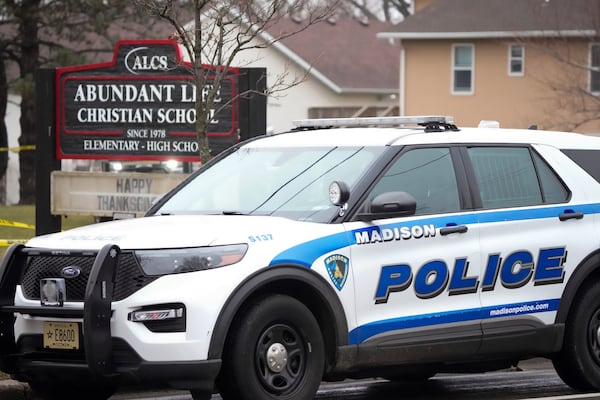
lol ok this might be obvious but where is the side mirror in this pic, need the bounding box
[356,191,417,221]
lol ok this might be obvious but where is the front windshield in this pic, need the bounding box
[156,145,384,222]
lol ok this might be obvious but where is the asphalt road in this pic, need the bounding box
[110,358,600,400]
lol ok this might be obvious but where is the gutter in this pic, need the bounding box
[377,30,598,40]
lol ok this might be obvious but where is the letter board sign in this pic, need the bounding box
[55,39,239,161]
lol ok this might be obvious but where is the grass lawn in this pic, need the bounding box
[0,206,94,380]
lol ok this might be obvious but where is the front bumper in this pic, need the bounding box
[0,243,220,391]
[8,335,220,391]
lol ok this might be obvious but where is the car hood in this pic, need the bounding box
[26,215,291,250]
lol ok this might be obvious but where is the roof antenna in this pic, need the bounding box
[528,124,538,130]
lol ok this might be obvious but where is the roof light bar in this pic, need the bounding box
[293,115,454,128]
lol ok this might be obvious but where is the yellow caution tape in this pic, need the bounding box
[0,145,36,153]
[0,219,35,230]
[0,239,28,247]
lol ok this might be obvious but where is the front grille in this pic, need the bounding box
[20,252,157,302]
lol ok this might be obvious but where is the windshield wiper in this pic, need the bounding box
[222,211,246,215]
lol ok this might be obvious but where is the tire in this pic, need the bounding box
[29,379,116,400]
[553,280,600,391]
[218,295,325,400]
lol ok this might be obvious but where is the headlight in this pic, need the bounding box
[135,244,248,276]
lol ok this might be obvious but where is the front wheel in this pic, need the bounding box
[218,295,324,400]
[553,280,600,390]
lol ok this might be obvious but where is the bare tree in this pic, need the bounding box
[0,0,399,204]
[511,0,600,132]
[133,0,338,162]
[522,38,600,132]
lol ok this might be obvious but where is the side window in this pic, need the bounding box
[366,147,460,216]
[467,147,568,209]
[532,151,569,203]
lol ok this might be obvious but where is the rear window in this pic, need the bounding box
[562,149,600,183]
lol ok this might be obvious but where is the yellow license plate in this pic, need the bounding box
[43,321,80,350]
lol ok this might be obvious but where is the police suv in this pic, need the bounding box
[2,116,600,400]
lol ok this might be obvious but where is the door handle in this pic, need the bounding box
[559,211,584,221]
[440,225,468,235]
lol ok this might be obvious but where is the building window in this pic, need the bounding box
[452,44,474,94]
[509,44,525,76]
[590,43,600,94]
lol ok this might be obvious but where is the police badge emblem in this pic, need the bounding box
[325,254,349,291]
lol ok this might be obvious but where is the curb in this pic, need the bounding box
[0,380,31,400]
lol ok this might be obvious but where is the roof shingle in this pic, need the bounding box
[379,0,600,39]
[270,18,399,93]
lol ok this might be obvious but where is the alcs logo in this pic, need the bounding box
[124,47,169,75]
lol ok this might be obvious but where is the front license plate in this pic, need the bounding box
[43,321,80,350]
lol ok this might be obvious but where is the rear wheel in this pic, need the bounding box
[553,280,600,390]
[218,295,324,400]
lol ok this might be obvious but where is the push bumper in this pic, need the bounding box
[0,243,220,392]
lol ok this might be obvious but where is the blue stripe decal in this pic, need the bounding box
[269,203,600,268]
[348,299,560,344]
[269,232,352,268]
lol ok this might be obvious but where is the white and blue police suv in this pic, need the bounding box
[2,116,600,400]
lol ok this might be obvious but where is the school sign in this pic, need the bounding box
[55,40,249,161]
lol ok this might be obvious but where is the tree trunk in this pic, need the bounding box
[193,0,211,163]
[0,57,8,205]
[0,57,10,183]
[18,0,40,204]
